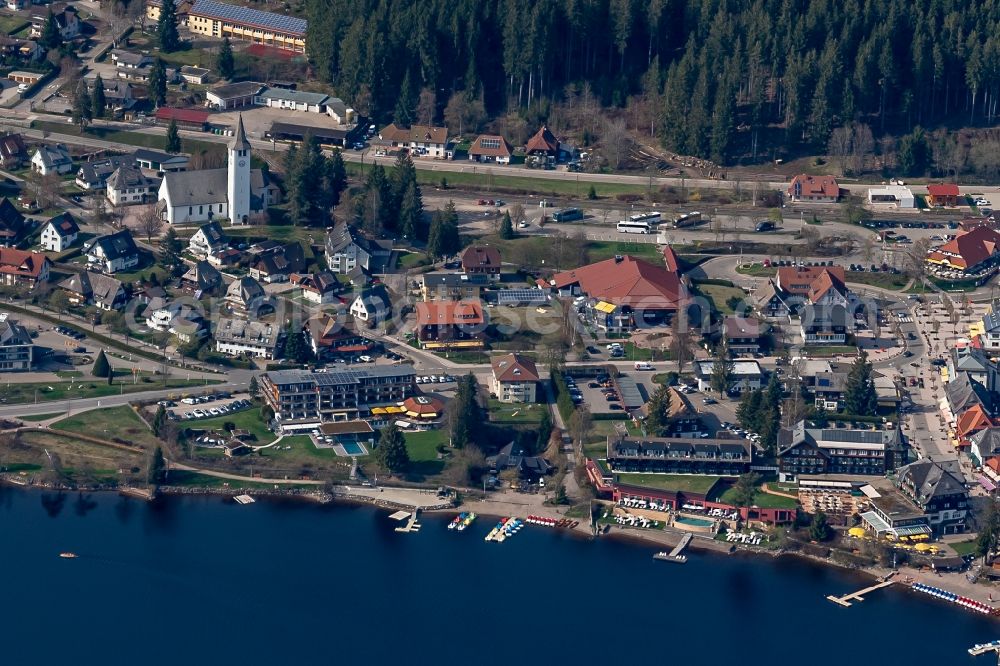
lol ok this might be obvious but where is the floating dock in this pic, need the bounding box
[391,510,421,533]
[233,494,255,505]
[969,640,1000,656]
[654,533,692,563]
[826,579,895,607]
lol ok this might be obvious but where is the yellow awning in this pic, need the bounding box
[594,301,617,314]
[422,340,484,349]
[915,542,932,551]
[371,407,387,414]
[383,406,405,414]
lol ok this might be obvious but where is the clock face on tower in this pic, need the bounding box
[238,160,246,168]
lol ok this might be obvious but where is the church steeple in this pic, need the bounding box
[227,113,251,224]
[229,113,250,152]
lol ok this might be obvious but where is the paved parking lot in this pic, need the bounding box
[168,392,251,420]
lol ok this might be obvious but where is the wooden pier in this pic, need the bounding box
[654,533,692,564]
[391,510,421,533]
[826,580,895,607]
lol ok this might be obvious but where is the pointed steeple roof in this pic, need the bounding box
[229,114,250,151]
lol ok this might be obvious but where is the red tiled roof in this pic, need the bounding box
[156,107,210,124]
[776,265,845,295]
[415,300,484,326]
[927,184,960,197]
[380,123,448,145]
[491,352,540,383]
[0,247,47,278]
[661,245,680,273]
[460,245,501,271]
[525,125,559,154]
[468,134,513,158]
[807,270,848,303]
[927,226,1000,270]
[551,255,686,310]
[986,457,1000,475]
[788,174,840,199]
[957,404,996,438]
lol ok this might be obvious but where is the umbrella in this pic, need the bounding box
[848,527,866,538]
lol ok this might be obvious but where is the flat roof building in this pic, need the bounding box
[188,0,307,53]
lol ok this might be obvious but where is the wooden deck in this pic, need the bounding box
[826,580,895,607]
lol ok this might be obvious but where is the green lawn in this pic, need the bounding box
[488,398,546,424]
[0,377,216,405]
[165,469,312,490]
[586,240,663,263]
[615,472,722,494]
[399,251,430,269]
[803,345,858,357]
[735,264,777,277]
[950,540,978,557]
[404,429,448,461]
[53,406,159,448]
[695,282,747,315]
[18,412,64,422]
[32,121,222,155]
[846,271,909,290]
[715,485,799,510]
[0,14,29,35]
[190,408,273,444]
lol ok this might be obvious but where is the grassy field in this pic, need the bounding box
[715,485,799,510]
[190,409,273,444]
[0,377,215,405]
[399,251,430,269]
[1,430,143,485]
[582,420,641,458]
[950,540,979,557]
[402,430,448,476]
[736,264,777,277]
[488,398,546,424]
[615,472,722,494]
[32,121,222,155]
[0,14,29,35]
[165,469,314,490]
[846,271,909,290]
[695,282,746,315]
[585,240,663,263]
[18,412,65,422]
[53,406,160,449]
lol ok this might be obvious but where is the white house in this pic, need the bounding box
[291,271,338,304]
[31,144,72,175]
[325,222,392,274]
[349,285,391,324]
[84,230,139,274]
[57,271,126,310]
[106,164,159,205]
[214,317,282,358]
[489,353,540,403]
[377,123,450,158]
[188,220,228,258]
[40,213,79,252]
[695,359,764,393]
[868,184,915,208]
[157,115,274,224]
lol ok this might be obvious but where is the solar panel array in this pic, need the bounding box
[192,0,307,35]
[819,429,885,443]
[496,289,548,305]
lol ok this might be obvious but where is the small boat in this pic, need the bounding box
[59,552,77,559]
[457,512,477,531]
[448,512,467,530]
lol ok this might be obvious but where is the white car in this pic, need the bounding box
[976,198,991,206]
[181,397,196,405]
[416,376,425,384]
[359,355,373,363]
[518,221,529,228]
[209,408,221,416]
[192,409,206,418]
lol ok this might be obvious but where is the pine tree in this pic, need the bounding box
[159,226,183,275]
[40,8,61,50]
[147,446,166,485]
[149,58,168,107]
[644,384,672,436]
[282,323,312,363]
[393,69,416,126]
[709,337,733,395]
[153,405,167,437]
[326,149,347,208]
[90,75,106,120]
[398,180,424,240]
[809,510,831,541]
[217,36,235,80]
[844,349,878,416]
[736,389,764,432]
[165,119,181,153]
[157,0,180,52]
[72,78,92,128]
[376,423,410,473]
[535,409,552,454]
[91,349,110,378]
[248,375,260,398]
[498,211,514,239]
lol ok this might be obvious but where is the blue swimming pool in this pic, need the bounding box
[342,441,365,456]
[675,516,714,528]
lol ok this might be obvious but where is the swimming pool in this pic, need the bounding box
[342,441,366,456]
[674,516,714,528]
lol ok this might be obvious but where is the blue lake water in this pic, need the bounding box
[0,487,995,665]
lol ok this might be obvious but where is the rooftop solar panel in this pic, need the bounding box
[192,0,307,35]
[496,289,548,304]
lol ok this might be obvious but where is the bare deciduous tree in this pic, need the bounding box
[415,87,436,126]
[828,126,851,174]
[602,117,630,169]
[135,205,163,242]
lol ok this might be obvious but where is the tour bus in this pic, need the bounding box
[628,211,662,224]
[617,220,652,234]
[552,207,584,222]
[672,211,703,228]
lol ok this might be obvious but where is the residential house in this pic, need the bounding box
[800,304,851,345]
[214,317,282,358]
[96,79,136,111]
[461,244,502,278]
[787,174,840,203]
[306,314,375,359]
[0,248,49,288]
[40,212,79,252]
[225,276,270,317]
[970,428,1000,467]
[106,164,159,205]
[723,316,764,355]
[926,226,1000,276]
[981,304,1000,350]
[76,155,133,190]
[414,300,486,349]
[896,459,969,535]
[5,0,28,10]
[132,148,189,174]
[694,359,763,394]
[180,65,210,84]
[349,285,391,325]
[188,220,228,258]
[0,133,27,168]
[955,404,998,446]
[31,143,72,175]
[420,272,488,301]
[0,318,33,371]
[947,345,999,392]
[926,184,961,207]
[204,80,266,110]
[84,230,139,274]
[525,125,559,159]
[248,242,306,283]
[146,303,205,342]
[606,435,752,476]
[180,260,223,295]
[110,49,151,71]
[145,0,193,23]
[776,420,909,479]
[944,373,995,427]
[487,442,552,479]
[551,255,687,332]
[489,353,540,403]
[468,135,514,164]
[291,271,338,304]
[31,5,80,41]
[57,271,126,310]
[868,185,915,208]
[0,198,28,247]
[325,222,392,274]
[377,123,450,158]
[0,36,42,63]
[809,371,849,411]
[188,0,307,53]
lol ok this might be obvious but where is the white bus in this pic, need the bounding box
[617,220,652,234]
[629,211,662,224]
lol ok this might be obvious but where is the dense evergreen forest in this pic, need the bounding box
[304,0,1000,171]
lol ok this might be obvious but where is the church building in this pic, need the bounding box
[157,115,276,224]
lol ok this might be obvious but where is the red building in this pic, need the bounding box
[926,184,961,207]
[787,174,840,203]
